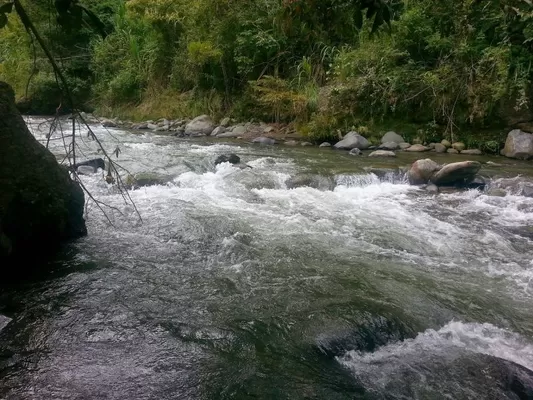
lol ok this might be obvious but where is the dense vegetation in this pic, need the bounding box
[1,0,533,145]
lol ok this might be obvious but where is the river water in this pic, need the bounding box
[1,119,533,399]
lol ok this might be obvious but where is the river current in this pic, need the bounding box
[1,118,533,399]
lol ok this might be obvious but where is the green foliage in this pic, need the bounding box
[1,0,532,143]
[330,0,533,138]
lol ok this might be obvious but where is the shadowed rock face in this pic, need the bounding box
[0,82,86,270]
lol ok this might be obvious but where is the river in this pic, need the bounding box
[1,118,533,399]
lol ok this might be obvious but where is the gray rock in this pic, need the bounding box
[399,142,411,150]
[101,118,117,128]
[216,131,242,138]
[319,142,331,147]
[126,172,170,189]
[77,165,96,175]
[408,159,441,185]
[434,143,447,153]
[301,141,313,146]
[231,125,247,136]
[155,126,169,132]
[284,140,298,146]
[381,131,404,144]
[349,148,362,156]
[502,129,533,159]
[447,148,459,154]
[430,161,481,186]
[220,117,231,127]
[334,131,370,150]
[405,144,430,152]
[452,142,466,152]
[263,126,275,133]
[147,123,158,130]
[368,150,396,157]
[461,149,482,155]
[185,115,215,136]
[441,139,451,148]
[211,126,226,137]
[379,141,400,150]
[428,143,436,149]
[252,137,276,145]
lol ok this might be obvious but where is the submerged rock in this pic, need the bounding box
[447,148,459,154]
[285,174,336,191]
[185,115,215,136]
[334,131,370,150]
[349,148,362,156]
[126,173,171,189]
[319,142,331,147]
[502,129,533,160]
[0,82,87,267]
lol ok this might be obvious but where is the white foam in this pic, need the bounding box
[339,320,533,372]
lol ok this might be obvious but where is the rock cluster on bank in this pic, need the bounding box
[96,113,533,161]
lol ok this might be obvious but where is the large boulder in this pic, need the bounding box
[407,159,441,185]
[502,129,533,159]
[0,82,87,268]
[381,131,405,144]
[430,161,481,186]
[184,115,215,136]
[334,131,370,150]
